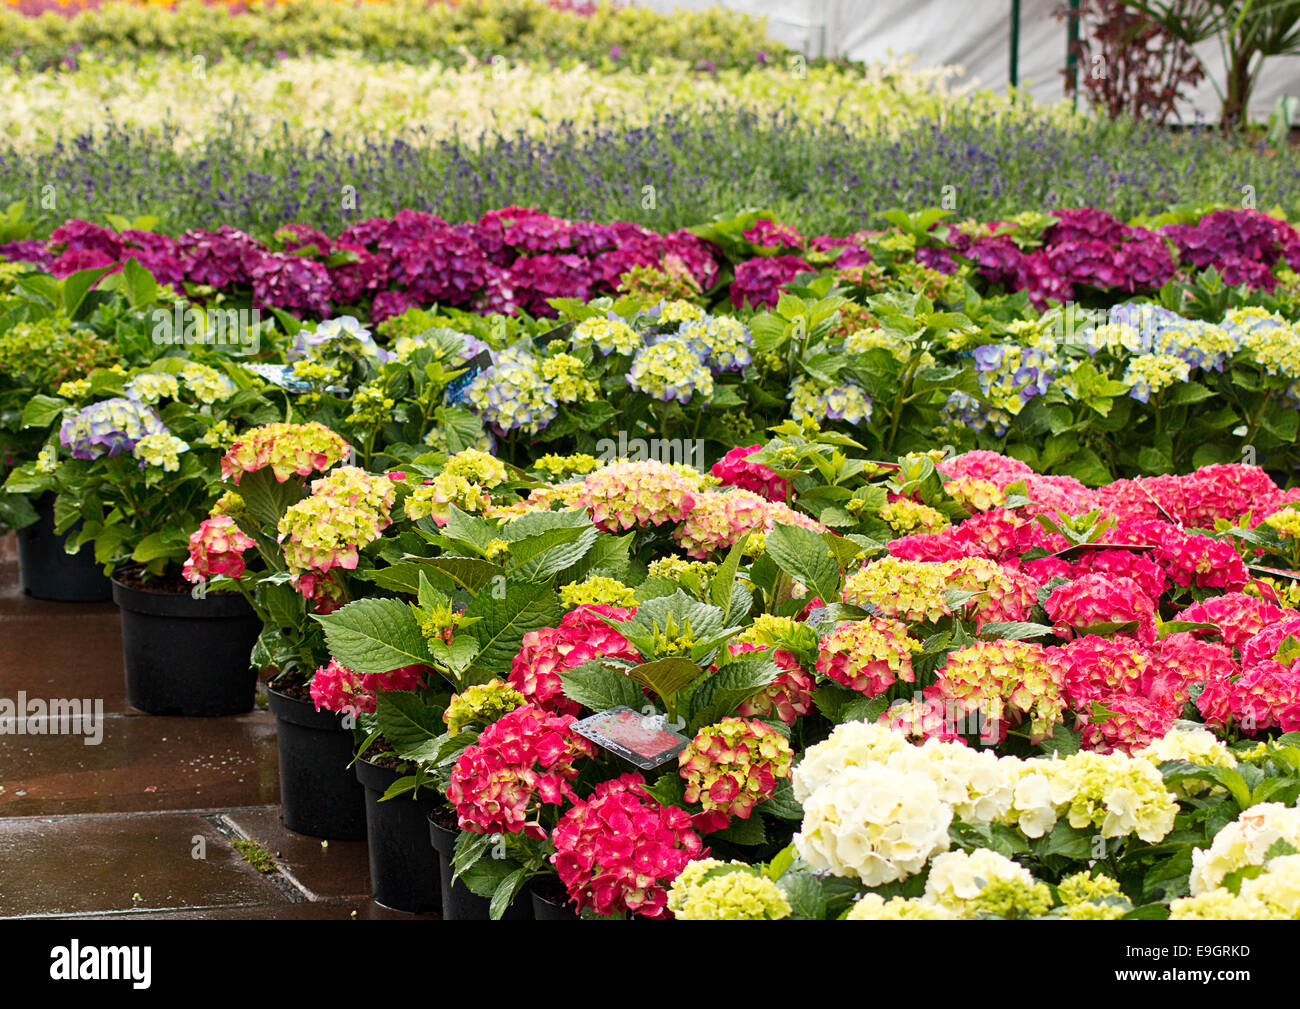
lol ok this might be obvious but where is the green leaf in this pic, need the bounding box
[559,658,643,712]
[765,522,841,603]
[62,266,112,318]
[765,843,796,879]
[563,531,632,585]
[373,556,502,596]
[130,528,191,564]
[442,504,498,552]
[1158,760,1252,809]
[625,657,700,702]
[464,579,564,673]
[20,394,68,430]
[713,816,766,845]
[1037,723,1081,756]
[1033,820,1093,860]
[489,867,529,920]
[687,656,779,731]
[709,533,750,622]
[316,598,435,674]
[761,779,803,821]
[508,523,598,581]
[977,621,1054,640]
[374,691,443,758]
[235,466,306,530]
[121,257,158,308]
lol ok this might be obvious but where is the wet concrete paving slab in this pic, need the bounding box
[0,810,287,917]
[223,806,372,901]
[79,900,437,920]
[0,549,434,919]
[0,561,127,713]
[0,712,279,817]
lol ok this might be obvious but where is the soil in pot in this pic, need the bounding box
[113,567,259,716]
[267,676,367,841]
[16,493,112,602]
[428,806,533,921]
[356,747,442,914]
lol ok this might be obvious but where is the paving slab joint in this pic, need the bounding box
[207,812,309,904]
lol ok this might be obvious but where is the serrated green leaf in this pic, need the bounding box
[316,597,434,674]
[464,578,564,673]
[374,691,443,758]
[559,658,643,712]
[765,522,841,603]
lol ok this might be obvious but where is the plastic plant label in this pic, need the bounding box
[535,321,575,346]
[243,362,346,394]
[444,350,494,406]
[571,706,691,770]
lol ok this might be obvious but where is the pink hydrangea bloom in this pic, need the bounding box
[1078,692,1174,754]
[219,421,349,484]
[1175,593,1295,650]
[678,717,793,830]
[878,695,968,745]
[711,444,789,502]
[1074,548,1167,599]
[674,489,769,558]
[181,515,256,583]
[815,618,919,697]
[730,643,814,724]
[508,605,638,716]
[577,460,697,532]
[308,659,427,718]
[550,773,704,919]
[1044,573,1157,644]
[937,450,1033,485]
[446,704,595,839]
[1157,534,1248,591]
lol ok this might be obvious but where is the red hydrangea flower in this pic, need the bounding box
[949,508,1026,562]
[711,445,789,502]
[937,450,1034,485]
[308,659,426,718]
[508,605,638,716]
[1157,534,1248,591]
[1175,593,1296,650]
[1074,548,1167,599]
[1239,616,1300,669]
[446,704,595,839]
[678,717,793,830]
[1078,692,1174,754]
[1055,635,1152,709]
[1198,663,1300,734]
[1044,573,1157,644]
[1146,632,1235,711]
[730,255,810,309]
[886,530,982,563]
[550,773,704,919]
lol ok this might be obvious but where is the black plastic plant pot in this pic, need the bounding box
[530,882,580,921]
[17,493,112,602]
[113,575,260,716]
[267,685,367,841]
[427,813,533,921]
[355,758,442,913]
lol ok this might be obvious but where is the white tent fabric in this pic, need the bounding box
[635,0,1300,122]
